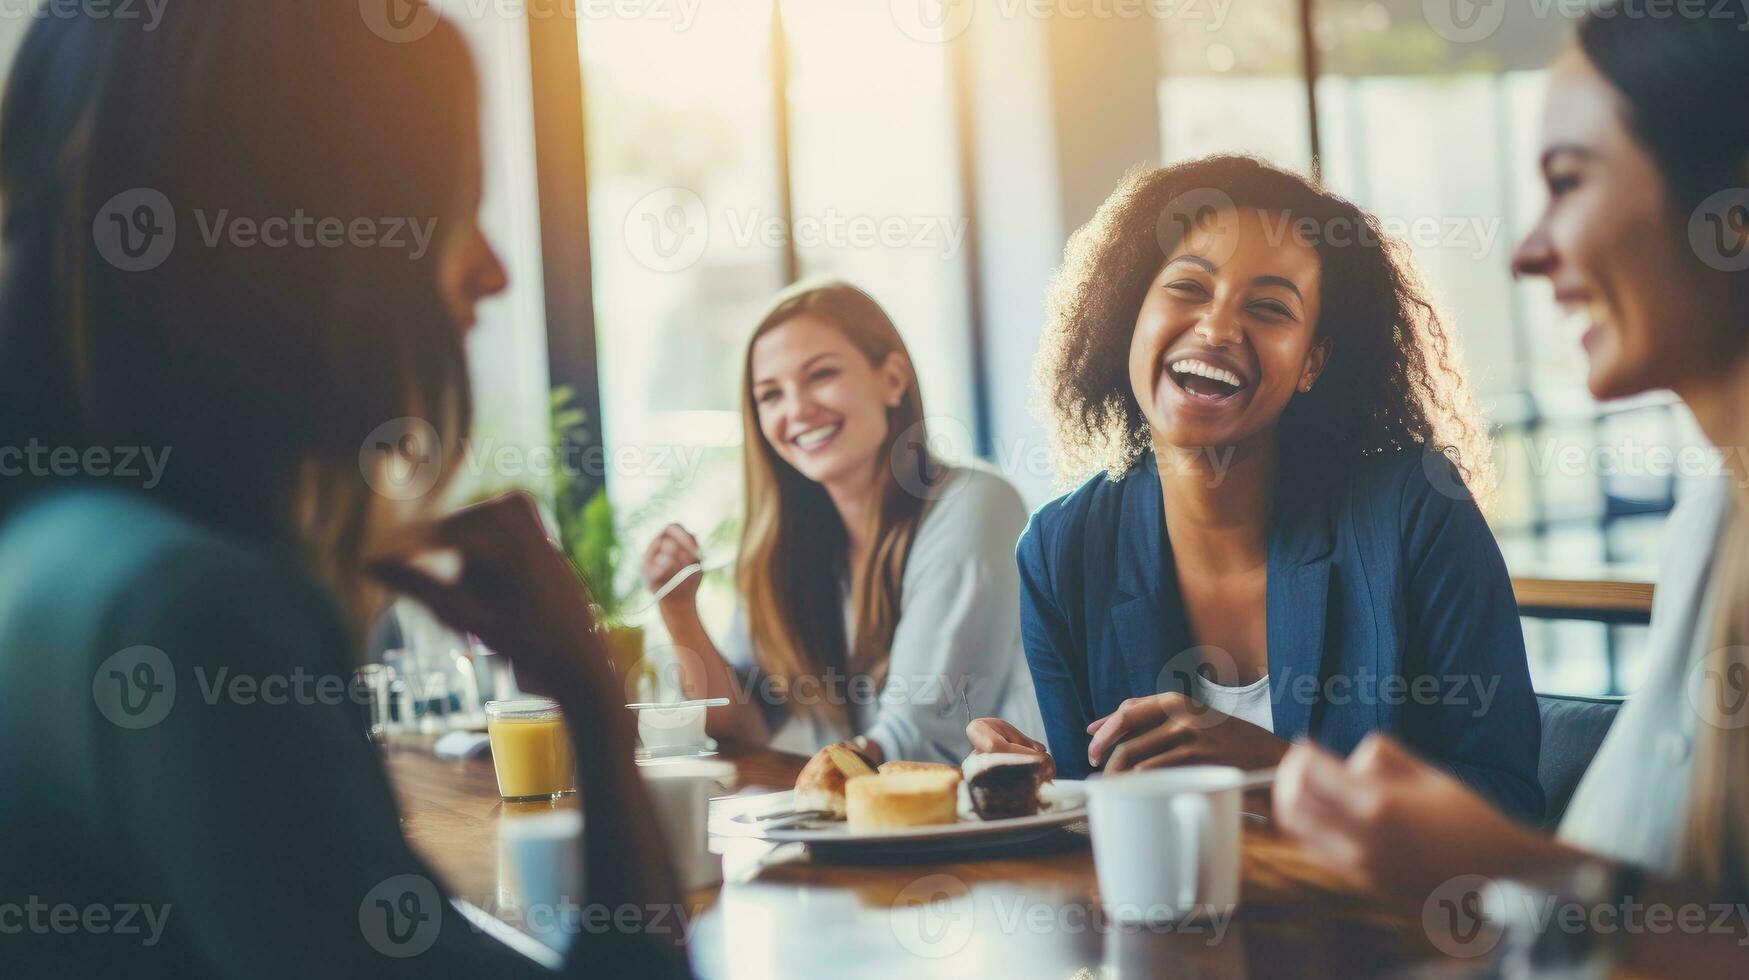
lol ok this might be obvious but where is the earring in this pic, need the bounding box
[1299,379,1315,392]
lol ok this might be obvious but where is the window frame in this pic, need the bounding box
[527,5,995,494]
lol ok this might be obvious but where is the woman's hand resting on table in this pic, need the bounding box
[1273,734,1568,897]
[966,718,1055,781]
[1087,692,1289,773]
[367,492,619,709]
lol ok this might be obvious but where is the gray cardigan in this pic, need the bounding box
[721,466,1044,763]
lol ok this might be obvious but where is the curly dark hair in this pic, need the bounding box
[1036,155,1494,506]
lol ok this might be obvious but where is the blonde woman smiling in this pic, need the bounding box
[642,281,1042,764]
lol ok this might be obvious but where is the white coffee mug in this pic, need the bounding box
[499,809,584,951]
[1084,766,1243,922]
[635,702,708,752]
[640,758,736,891]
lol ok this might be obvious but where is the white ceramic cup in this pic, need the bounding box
[498,809,584,951]
[636,702,708,752]
[1084,766,1243,922]
[639,758,736,891]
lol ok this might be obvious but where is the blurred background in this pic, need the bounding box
[3,0,1705,699]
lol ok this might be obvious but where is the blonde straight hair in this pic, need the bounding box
[1682,498,1749,898]
[735,281,934,728]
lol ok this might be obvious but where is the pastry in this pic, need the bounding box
[845,771,960,831]
[793,742,878,819]
[961,752,1047,820]
[878,760,962,784]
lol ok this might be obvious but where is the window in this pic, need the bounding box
[1157,0,1313,174]
[781,0,977,437]
[576,0,786,625]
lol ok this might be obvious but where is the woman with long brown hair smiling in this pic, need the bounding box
[642,280,1041,764]
[967,156,1544,821]
[1273,8,1749,972]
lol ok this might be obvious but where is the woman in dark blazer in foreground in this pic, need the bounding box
[969,156,1543,821]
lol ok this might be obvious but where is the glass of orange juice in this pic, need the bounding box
[485,698,577,801]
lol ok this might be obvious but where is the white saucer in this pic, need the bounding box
[634,737,720,764]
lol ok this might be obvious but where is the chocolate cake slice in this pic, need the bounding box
[960,752,1047,820]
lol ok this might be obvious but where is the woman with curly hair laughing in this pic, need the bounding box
[966,155,1543,821]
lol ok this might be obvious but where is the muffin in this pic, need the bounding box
[961,753,1047,820]
[845,771,960,831]
[879,760,963,784]
[793,743,878,819]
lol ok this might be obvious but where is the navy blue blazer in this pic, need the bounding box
[1017,451,1543,822]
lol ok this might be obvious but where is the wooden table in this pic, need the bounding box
[384,737,1461,978]
[1512,564,1657,625]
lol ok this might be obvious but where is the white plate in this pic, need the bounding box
[711,780,1086,845]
